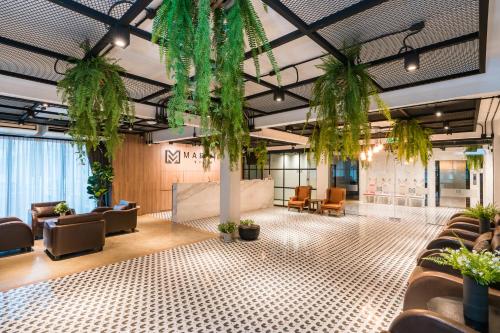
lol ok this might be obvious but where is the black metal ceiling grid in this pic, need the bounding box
[368,39,479,89]
[280,0,362,25]
[287,82,314,100]
[122,77,166,101]
[245,92,308,113]
[0,45,66,82]
[318,0,479,64]
[0,0,113,58]
[76,0,135,18]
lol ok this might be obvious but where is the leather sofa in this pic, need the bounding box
[287,187,311,212]
[382,309,477,333]
[92,200,138,234]
[31,201,75,239]
[0,217,34,252]
[43,213,105,260]
[320,187,346,216]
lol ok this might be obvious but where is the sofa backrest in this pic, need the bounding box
[492,226,500,251]
[327,187,346,204]
[295,187,311,201]
[57,213,101,226]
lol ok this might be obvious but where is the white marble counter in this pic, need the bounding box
[172,179,274,223]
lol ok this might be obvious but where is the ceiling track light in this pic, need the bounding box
[111,23,130,48]
[273,88,285,102]
[435,111,442,117]
[443,121,450,131]
[399,21,425,72]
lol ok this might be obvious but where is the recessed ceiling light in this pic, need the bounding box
[435,111,442,117]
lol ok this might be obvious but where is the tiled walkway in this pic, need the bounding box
[0,206,457,333]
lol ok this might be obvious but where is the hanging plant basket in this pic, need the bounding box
[388,118,432,165]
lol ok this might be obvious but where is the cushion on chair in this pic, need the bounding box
[113,204,127,211]
[34,206,56,217]
[322,203,342,209]
[289,200,305,206]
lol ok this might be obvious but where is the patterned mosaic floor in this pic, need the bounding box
[0,206,457,333]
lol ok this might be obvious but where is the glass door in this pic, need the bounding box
[436,160,470,208]
[331,159,359,200]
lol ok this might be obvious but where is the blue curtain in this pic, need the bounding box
[0,136,95,223]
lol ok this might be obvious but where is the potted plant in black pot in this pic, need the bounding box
[218,221,237,243]
[425,244,500,332]
[464,203,498,234]
[238,219,260,241]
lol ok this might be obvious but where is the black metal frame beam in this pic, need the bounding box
[243,73,309,103]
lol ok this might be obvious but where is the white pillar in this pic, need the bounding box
[316,155,330,200]
[220,152,240,224]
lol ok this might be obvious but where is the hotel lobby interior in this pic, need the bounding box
[1,0,500,332]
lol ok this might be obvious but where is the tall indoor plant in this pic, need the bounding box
[307,46,389,163]
[87,162,114,207]
[463,203,498,234]
[388,118,432,165]
[254,141,268,171]
[152,0,280,169]
[57,42,134,159]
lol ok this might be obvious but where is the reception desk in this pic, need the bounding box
[172,179,274,223]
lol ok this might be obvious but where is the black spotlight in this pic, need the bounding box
[112,24,130,48]
[404,50,419,72]
[273,88,285,102]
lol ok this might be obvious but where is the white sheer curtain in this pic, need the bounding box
[0,136,95,223]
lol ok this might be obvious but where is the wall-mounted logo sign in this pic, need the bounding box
[165,150,181,164]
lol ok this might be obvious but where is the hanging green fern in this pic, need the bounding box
[152,0,280,169]
[465,145,484,171]
[254,141,268,170]
[307,45,389,164]
[57,42,134,159]
[389,119,432,165]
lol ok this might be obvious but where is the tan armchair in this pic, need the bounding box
[320,187,346,216]
[0,217,34,253]
[43,213,105,260]
[31,201,75,239]
[287,186,311,212]
[92,201,138,234]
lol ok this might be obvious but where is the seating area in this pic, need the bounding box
[1,1,500,332]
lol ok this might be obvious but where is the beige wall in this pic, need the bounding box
[113,135,220,214]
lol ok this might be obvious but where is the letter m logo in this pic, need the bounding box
[165,150,181,164]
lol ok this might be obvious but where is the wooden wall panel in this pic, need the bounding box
[112,135,220,215]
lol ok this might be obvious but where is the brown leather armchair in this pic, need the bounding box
[31,201,75,239]
[92,201,138,234]
[287,186,311,212]
[320,187,346,216]
[43,213,105,260]
[0,217,34,252]
[382,309,476,333]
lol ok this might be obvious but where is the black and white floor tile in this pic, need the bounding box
[0,206,457,333]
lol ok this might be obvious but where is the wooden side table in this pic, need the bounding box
[308,199,322,213]
[427,297,499,332]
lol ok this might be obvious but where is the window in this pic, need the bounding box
[242,151,317,206]
[0,136,95,222]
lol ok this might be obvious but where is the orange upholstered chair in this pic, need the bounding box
[288,186,312,212]
[320,187,346,216]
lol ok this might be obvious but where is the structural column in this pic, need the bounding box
[220,152,240,224]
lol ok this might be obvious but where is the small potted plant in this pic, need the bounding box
[425,245,500,331]
[464,203,498,234]
[54,202,70,216]
[218,221,237,243]
[238,219,260,241]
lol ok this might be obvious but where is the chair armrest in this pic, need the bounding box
[437,228,478,242]
[322,199,328,204]
[0,217,23,224]
[425,236,473,251]
[289,196,298,201]
[388,309,476,333]
[103,208,138,217]
[92,207,113,213]
[445,222,479,233]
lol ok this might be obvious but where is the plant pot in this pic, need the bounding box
[463,275,489,332]
[238,224,260,241]
[479,217,490,234]
[221,232,233,243]
[59,212,67,217]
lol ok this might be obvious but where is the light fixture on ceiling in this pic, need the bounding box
[193,128,197,138]
[399,21,425,72]
[128,123,133,131]
[443,121,450,130]
[435,111,442,117]
[146,120,157,125]
[273,88,285,102]
[42,103,49,108]
[360,151,367,161]
[112,24,130,48]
